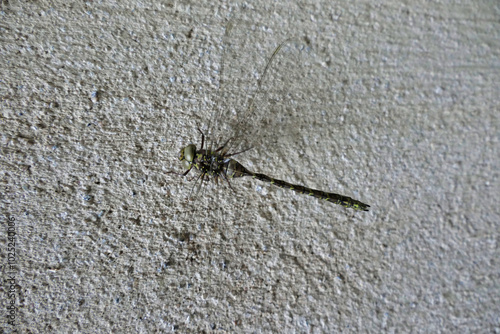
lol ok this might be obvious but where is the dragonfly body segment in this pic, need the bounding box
[226,159,369,211]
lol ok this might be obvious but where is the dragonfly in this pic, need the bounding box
[172,23,370,212]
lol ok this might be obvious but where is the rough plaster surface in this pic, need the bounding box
[1,0,499,332]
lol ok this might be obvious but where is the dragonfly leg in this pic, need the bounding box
[215,139,231,153]
[187,172,205,200]
[165,169,191,177]
[221,172,237,193]
[182,167,193,177]
[197,127,205,150]
[225,146,253,158]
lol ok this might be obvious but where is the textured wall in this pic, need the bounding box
[1,0,499,332]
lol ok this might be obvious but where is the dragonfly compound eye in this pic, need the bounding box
[182,144,196,161]
[182,159,192,170]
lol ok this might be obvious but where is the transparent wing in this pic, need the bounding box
[204,10,308,158]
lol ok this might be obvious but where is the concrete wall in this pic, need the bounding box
[1,0,498,332]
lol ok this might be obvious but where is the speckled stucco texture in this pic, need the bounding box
[1,0,499,332]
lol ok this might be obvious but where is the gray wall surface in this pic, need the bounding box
[1,0,498,332]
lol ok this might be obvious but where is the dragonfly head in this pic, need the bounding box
[179,144,196,169]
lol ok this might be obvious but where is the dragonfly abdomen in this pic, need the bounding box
[252,172,369,211]
[225,159,369,211]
